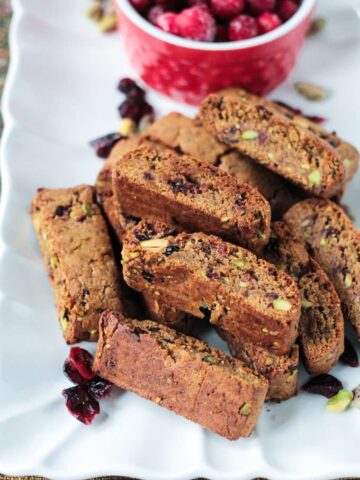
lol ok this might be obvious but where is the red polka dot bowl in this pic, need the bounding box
[114,0,317,105]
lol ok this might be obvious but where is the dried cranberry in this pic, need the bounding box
[54,205,70,217]
[176,6,216,42]
[209,0,245,19]
[340,338,359,367]
[130,0,152,13]
[305,115,326,124]
[63,347,95,384]
[118,78,145,101]
[257,12,282,34]
[118,77,137,94]
[156,12,180,35]
[247,0,276,14]
[142,271,154,282]
[90,133,122,159]
[147,5,167,24]
[62,385,100,425]
[302,374,343,398]
[118,99,143,122]
[165,245,180,256]
[274,100,302,115]
[84,378,112,399]
[229,14,259,41]
[277,0,299,21]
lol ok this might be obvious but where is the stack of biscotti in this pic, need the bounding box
[31,84,360,440]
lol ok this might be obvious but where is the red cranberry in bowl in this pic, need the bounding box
[156,12,180,34]
[215,23,229,42]
[176,6,216,42]
[147,5,167,24]
[228,14,259,41]
[278,0,299,21]
[209,0,245,19]
[247,0,276,14]
[257,12,282,34]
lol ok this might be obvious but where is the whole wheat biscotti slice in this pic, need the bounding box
[220,87,359,183]
[145,113,298,218]
[199,93,344,198]
[94,310,268,440]
[263,221,344,373]
[222,330,299,402]
[284,199,360,338]
[30,186,124,343]
[122,219,301,354]
[112,147,271,254]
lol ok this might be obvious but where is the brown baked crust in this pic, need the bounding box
[30,185,124,343]
[263,221,344,374]
[122,219,300,354]
[223,331,299,402]
[220,87,359,183]
[112,147,271,254]
[199,93,345,198]
[93,310,268,440]
[284,199,360,338]
[145,113,298,218]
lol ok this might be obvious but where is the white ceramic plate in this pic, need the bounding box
[1,1,360,479]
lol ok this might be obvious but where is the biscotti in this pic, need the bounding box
[94,310,268,440]
[263,221,344,374]
[145,113,298,218]
[199,93,344,198]
[284,199,360,338]
[112,147,271,254]
[224,331,299,402]
[31,186,124,343]
[220,87,359,182]
[122,220,300,354]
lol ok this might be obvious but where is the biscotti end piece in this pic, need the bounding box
[122,219,301,354]
[284,199,360,338]
[263,221,345,374]
[299,259,344,373]
[113,146,271,254]
[94,310,268,440]
[31,186,124,343]
[199,94,344,198]
[224,332,299,402]
[219,87,359,183]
